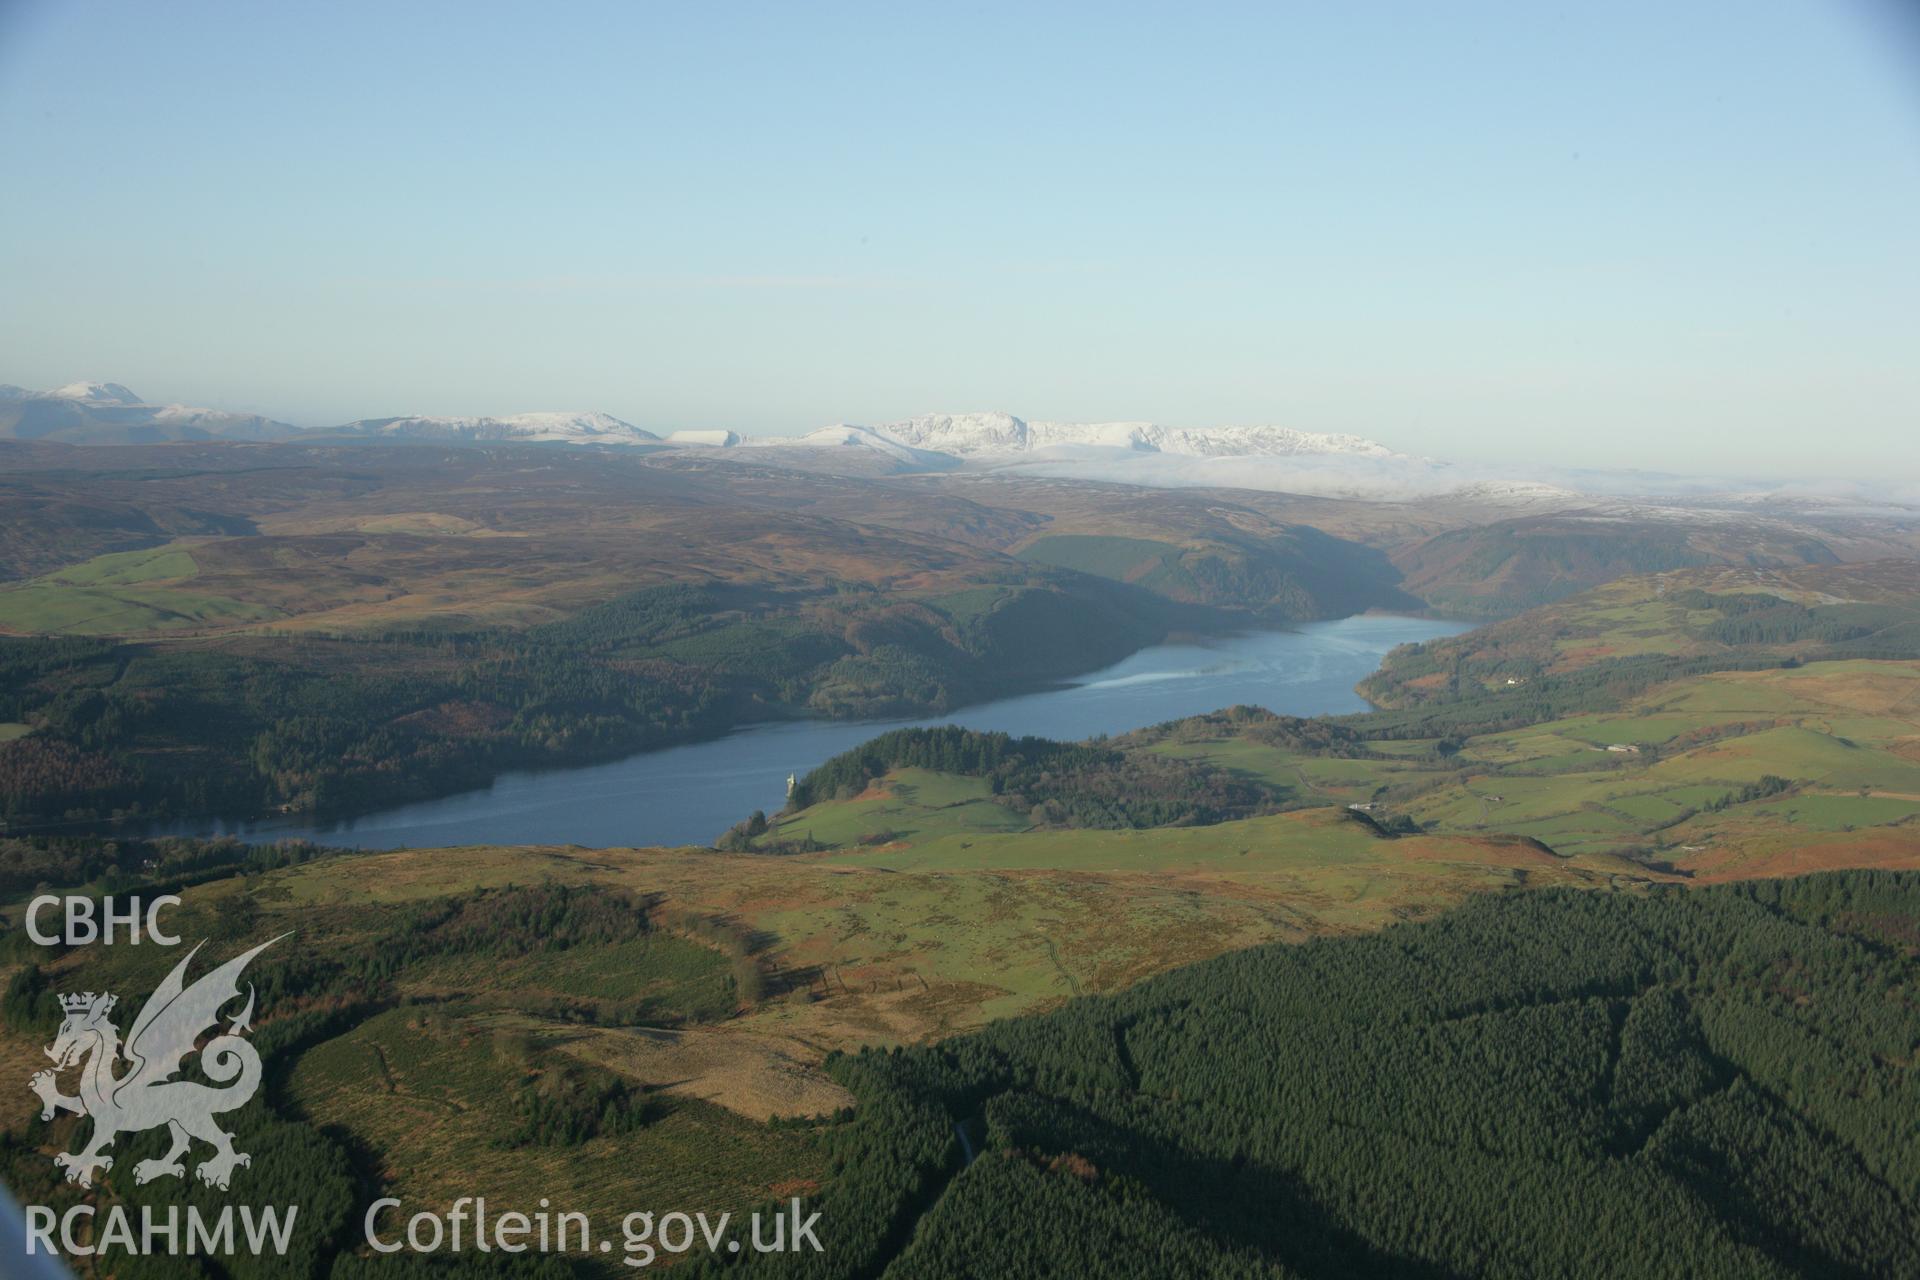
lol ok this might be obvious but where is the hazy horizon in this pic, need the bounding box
[3,1,1917,481]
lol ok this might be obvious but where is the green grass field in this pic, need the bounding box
[0,583,278,633]
[827,808,1390,874]
[772,660,1920,877]
[48,544,200,586]
[400,933,739,1022]
[1016,533,1184,581]
[0,541,281,633]
[767,767,1030,847]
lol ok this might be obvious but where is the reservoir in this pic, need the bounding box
[171,613,1470,850]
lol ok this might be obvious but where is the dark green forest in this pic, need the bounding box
[786,725,1285,830]
[701,870,1920,1279]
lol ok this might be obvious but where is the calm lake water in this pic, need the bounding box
[167,613,1470,850]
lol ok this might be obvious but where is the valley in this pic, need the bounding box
[0,442,1414,827]
[3,434,1915,836]
[1,438,1916,1277]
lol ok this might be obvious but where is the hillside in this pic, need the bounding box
[740,871,1920,1278]
[0,810,1658,1276]
[1390,512,1847,618]
[0,856,828,1279]
[7,837,1910,1275]
[1363,559,1920,706]
[0,441,1414,827]
[1014,527,1413,617]
[759,562,1920,880]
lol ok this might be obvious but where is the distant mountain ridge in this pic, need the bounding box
[0,381,302,444]
[0,381,1400,464]
[321,411,662,446]
[16,378,1909,513]
[861,411,1403,460]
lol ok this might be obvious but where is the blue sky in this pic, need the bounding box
[1,0,1916,478]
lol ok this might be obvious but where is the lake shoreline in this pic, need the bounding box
[98,614,1472,851]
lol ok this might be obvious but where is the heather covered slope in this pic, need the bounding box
[0,440,1411,627]
[1389,512,1847,618]
[1013,525,1412,618]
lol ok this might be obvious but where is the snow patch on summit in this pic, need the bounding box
[50,381,143,405]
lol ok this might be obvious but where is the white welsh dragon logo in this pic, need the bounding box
[28,935,284,1190]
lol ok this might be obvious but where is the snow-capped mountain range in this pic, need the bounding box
[323,411,661,446]
[10,380,1909,509]
[735,413,1434,495]
[857,412,1402,461]
[310,409,1411,464]
[0,383,1409,464]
